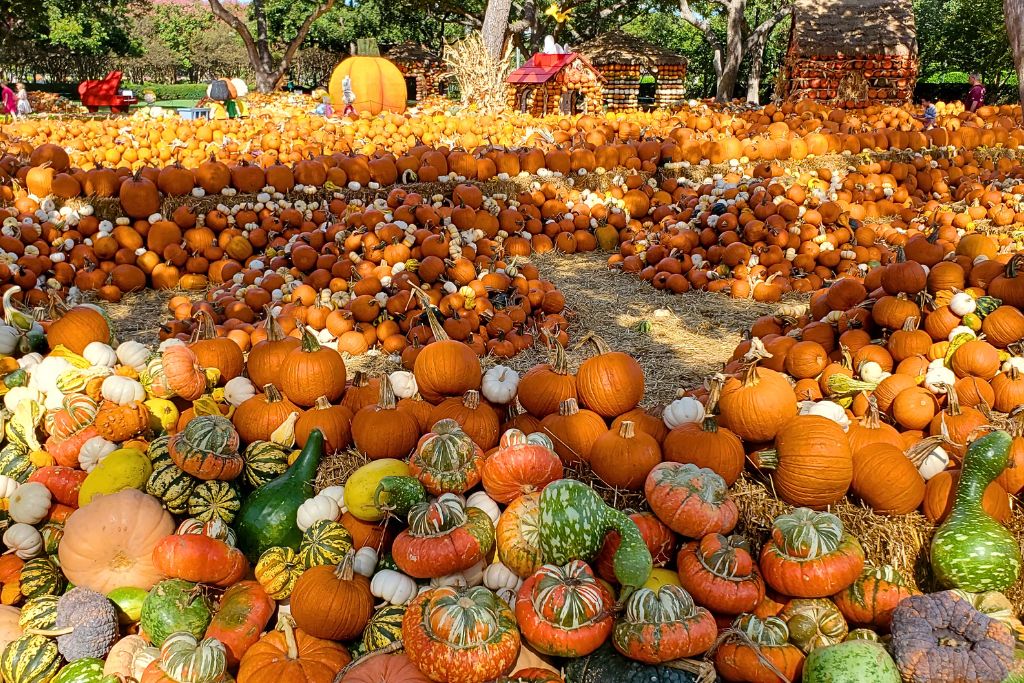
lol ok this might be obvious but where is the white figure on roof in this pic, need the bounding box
[542,35,566,54]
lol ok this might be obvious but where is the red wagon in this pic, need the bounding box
[78,71,137,113]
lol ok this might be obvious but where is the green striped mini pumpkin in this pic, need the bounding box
[0,634,61,683]
[39,523,64,557]
[147,456,198,515]
[187,480,241,524]
[298,520,353,569]
[20,557,64,600]
[361,604,405,653]
[0,444,35,482]
[254,547,302,600]
[242,441,290,488]
[18,595,59,631]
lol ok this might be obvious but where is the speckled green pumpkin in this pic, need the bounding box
[140,579,212,646]
[931,431,1022,591]
[19,596,59,631]
[539,479,652,597]
[186,480,241,523]
[51,658,107,683]
[802,640,899,683]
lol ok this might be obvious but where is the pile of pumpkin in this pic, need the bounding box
[0,283,1018,683]
[608,149,1024,300]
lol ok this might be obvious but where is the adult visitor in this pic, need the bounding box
[0,83,15,122]
[967,74,986,112]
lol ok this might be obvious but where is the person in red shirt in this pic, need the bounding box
[967,74,986,112]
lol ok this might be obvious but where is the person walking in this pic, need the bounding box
[0,84,15,123]
[341,75,357,116]
[967,74,986,113]
[14,83,31,117]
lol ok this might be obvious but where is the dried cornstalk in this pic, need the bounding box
[443,32,514,114]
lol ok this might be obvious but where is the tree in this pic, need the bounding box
[1008,0,1024,107]
[678,0,791,102]
[915,0,1013,92]
[206,0,337,91]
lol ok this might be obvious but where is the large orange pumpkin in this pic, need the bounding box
[328,57,407,116]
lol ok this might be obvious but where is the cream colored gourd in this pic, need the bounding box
[370,569,418,605]
[483,562,522,592]
[101,376,145,405]
[388,371,418,399]
[799,400,850,431]
[0,477,18,499]
[295,494,340,531]
[481,365,520,404]
[8,482,51,525]
[3,523,42,559]
[662,396,705,429]
[84,342,118,368]
[116,341,151,372]
[431,559,486,588]
[353,547,378,577]
[224,377,256,407]
[466,490,501,526]
[79,436,118,473]
[950,292,977,317]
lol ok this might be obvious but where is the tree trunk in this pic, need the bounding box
[481,0,513,60]
[716,1,746,102]
[1008,0,1024,111]
[254,67,281,93]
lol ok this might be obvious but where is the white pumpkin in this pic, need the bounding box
[948,326,977,341]
[483,562,522,592]
[353,547,378,577]
[83,342,117,368]
[101,375,146,405]
[370,569,419,605]
[224,377,257,407]
[79,435,118,472]
[4,387,43,413]
[466,490,501,526]
[115,341,151,372]
[318,486,347,511]
[481,365,520,405]
[0,324,19,355]
[1002,357,1024,374]
[17,353,43,371]
[159,339,185,351]
[295,494,340,531]
[949,292,977,317]
[28,356,71,393]
[858,361,887,384]
[662,396,705,429]
[43,390,66,411]
[915,441,950,480]
[8,482,51,525]
[388,371,418,399]
[3,523,42,559]
[0,476,18,499]
[924,365,957,394]
[431,559,485,588]
[798,400,850,431]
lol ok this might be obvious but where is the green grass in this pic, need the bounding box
[133,100,200,109]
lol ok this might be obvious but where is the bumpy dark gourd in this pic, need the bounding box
[49,587,118,661]
[890,591,1015,683]
[565,643,701,683]
[930,431,1021,591]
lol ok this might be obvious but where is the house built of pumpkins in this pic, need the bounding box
[385,43,449,102]
[507,52,604,116]
[576,31,688,110]
[781,0,918,106]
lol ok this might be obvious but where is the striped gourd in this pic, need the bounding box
[242,441,289,488]
[361,604,405,653]
[298,520,353,569]
[19,595,59,631]
[44,395,99,441]
[0,444,35,482]
[254,547,302,600]
[20,557,64,599]
[186,481,241,524]
[0,634,61,683]
[169,415,242,481]
[52,658,106,683]
[148,434,171,460]
[147,456,198,515]
[39,523,64,557]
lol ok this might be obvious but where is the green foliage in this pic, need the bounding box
[915,0,1014,87]
[123,83,212,100]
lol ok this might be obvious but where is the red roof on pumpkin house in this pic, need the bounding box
[507,52,604,84]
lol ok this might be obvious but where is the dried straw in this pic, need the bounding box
[442,31,514,115]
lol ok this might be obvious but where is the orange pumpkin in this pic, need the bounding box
[328,57,407,116]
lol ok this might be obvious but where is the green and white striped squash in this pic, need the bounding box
[147,455,198,516]
[159,632,227,683]
[0,634,61,683]
[299,520,353,569]
[931,430,1023,591]
[242,441,290,488]
[19,558,64,600]
[19,596,59,631]
[0,444,34,482]
[361,604,405,653]
[186,480,241,524]
[254,547,302,600]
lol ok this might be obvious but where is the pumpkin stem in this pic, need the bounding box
[905,434,952,467]
[263,384,284,403]
[377,374,398,410]
[902,316,919,332]
[542,329,571,376]
[1005,253,1023,278]
[349,370,369,389]
[313,396,332,410]
[296,323,322,352]
[332,550,357,581]
[408,283,450,342]
[462,389,481,410]
[26,626,75,637]
[577,332,611,357]
[558,397,580,416]
[617,420,636,439]
[190,309,217,343]
[738,338,772,386]
[861,395,883,429]
[278,614,300,660]
[940,382,962,417]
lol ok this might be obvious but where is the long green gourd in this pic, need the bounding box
[931,430,1021,592]
[235,429,323,562]
[539,479,652,600]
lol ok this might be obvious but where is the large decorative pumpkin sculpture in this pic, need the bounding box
[328,57,407,115]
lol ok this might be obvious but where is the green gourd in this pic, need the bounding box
[931,430,1022,591]
[234,429,323,562]
[539,479,652,600]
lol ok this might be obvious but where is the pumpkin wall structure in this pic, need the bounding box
[507,52,604,117]
[576,31,688,111]
[781,0,918,107]
[384,43,451,103]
